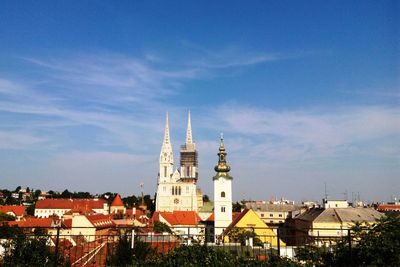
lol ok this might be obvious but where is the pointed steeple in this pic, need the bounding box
[163,112,171,145]
[186,111,193,144]
[159,112,174,182]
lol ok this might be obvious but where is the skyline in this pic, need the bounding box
[0,1,399,202]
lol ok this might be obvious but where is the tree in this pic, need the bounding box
[0,211,16,222]
[33,189,42,199]
[153,221,172,234]
[122,195,139,208]
[26,203,35,216]
[0,225,66,266]
[296,216,400,267]
[61,189,71,198]
[232,201,244,212]
[202,194,210,202]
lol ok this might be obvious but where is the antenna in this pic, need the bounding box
[140,182,144,206]
[324,182,328,200]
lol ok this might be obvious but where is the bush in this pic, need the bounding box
[0,225,66,266]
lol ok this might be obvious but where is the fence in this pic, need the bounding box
[0,225,356,266]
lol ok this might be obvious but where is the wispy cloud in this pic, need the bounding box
[0,130,46,149]
[198,104,400,162]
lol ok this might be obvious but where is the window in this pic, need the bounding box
[270,214,273,217]
[221,191,225,198]
[186,166,190,177]
[178,186,181,195]
[172,186,174,195]
[221,206,226,212]
[164,166,167,177]
[261,213,264,217]
[278,214,283,217]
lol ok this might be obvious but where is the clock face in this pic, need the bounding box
[174,198,179,204]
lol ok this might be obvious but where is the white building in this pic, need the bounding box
[34,198,109,218]
[155,112,203,212]
[213,135,233,237]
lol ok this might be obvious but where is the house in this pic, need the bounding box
[376,203,400,217]
[222,209,285,247]
[291,203,384,246]
[0,205,26,221]
[7,217,64,232]
[70,214,115,242]
[152,210,204,241]
[35,198,109,218]
[245,201,303,225]
[110,194,126,215]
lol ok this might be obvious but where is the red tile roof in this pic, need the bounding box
[35,198,106,209]
[85,214,114,228]
[153,211,201,226]
[8,217,60,228]
[111,194,124,207]
[0,205,26,217]
[377,204,400,211]
[205,212,241,222]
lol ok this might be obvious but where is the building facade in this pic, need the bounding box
[155,112,203,212]
[213,135,233,237]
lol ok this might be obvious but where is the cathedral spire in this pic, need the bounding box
[163,112,171,145]
[159,112,174,182]
[186,111,193,144]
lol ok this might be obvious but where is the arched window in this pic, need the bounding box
[221,191,226,198]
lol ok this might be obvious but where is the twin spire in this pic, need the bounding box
[162,111,193,147]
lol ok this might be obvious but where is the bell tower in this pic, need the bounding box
[213,133,233,237]
[180,111,198,183]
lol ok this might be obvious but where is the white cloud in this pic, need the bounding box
[0,131,45,149]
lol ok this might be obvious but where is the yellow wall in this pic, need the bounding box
[226,209,285,246]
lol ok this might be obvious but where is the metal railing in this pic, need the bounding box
[0,225,356,266]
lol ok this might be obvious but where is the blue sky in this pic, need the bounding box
[0,1,399,202]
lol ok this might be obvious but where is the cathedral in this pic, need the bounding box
[155,112,203,212]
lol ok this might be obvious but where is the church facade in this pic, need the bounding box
[155,112,203,212]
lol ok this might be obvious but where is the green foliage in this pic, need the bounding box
[227,228,262,246]
[107,235,155,267]
[153,221,172,234]
[26,203,35,216]
[107,235,134,267]
[202,194,210,202]
[0,211,16,222]
[143,244,302,267]
[0,225,66,266]
[296,216,400,267]
[352,216,400,267]
[233,201,245,212]
[122,194,139,208]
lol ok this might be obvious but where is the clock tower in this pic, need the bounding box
[213,134,233,237]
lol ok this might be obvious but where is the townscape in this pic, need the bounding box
[1,113,399,266]
[1,1,398,266]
